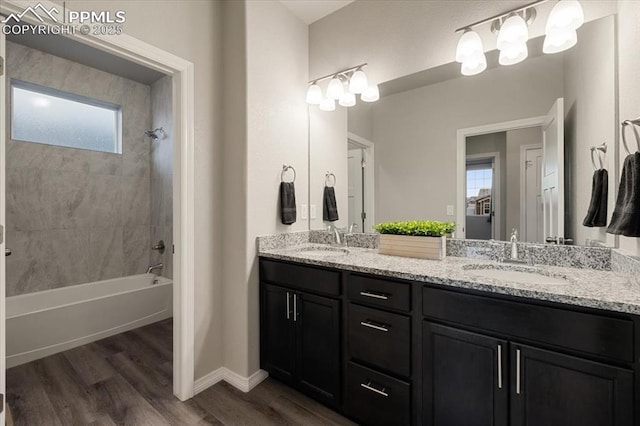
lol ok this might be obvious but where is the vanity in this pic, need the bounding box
[259,241,640,426]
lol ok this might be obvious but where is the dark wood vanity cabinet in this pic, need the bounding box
[422,286,637,426]
[259,260,341,408]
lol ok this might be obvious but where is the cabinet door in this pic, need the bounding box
[296,291,341,407]
[510,343,634,426]
[423,323,508,426]
[260,283,295,384]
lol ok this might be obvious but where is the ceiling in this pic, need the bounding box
[280,0,355,24]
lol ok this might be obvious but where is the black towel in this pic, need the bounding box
[323,186,339,222]
[280,182,296,225]
[583,169,608,227]
[607,152,640,237]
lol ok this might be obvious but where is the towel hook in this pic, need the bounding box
[281,164,296,183]
[325,172,336,187]
[621,119,640,155]
[590,143,607,170]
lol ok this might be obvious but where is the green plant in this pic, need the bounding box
[373,220,456,237]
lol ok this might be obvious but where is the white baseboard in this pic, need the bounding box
[194,367,269,395]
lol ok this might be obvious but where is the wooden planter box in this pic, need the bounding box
[378,234,446,260]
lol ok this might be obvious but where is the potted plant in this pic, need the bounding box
[373,220,456,260]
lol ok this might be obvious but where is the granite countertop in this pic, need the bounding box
[259,243,640,315]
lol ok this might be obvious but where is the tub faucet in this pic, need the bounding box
[147,263,164,274]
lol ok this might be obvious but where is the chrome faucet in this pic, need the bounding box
[328,224,343,245]
[504,228,528,264]
[146,263,164,274]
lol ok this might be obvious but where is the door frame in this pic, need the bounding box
[456,116,546,239]
[0,0,196,401]
[465,152,501,240]
[0,19,6,426]
[347,132,375,232]
[519,144,543,242]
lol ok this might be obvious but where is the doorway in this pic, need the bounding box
[465,154,499,240]
[521,144,544,242]
[347,132,375,233]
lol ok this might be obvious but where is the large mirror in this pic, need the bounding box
[309,14,617,247]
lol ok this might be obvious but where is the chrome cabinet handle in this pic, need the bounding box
[360,291,388,300]
[5,248,11,257]
[293,293,297,322]
[360,320,389,332]
[360,381,389,397]
[516,348,521,395]
[497,344,502,389]
[286,292,290,320]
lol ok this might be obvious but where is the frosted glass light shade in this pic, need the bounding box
[339,91,356,107]
[349,69,368,94]
[306,83,323,105]
[319,98,336,112]
[456,30,484,63]
[361,84,380,102]
[543,27,577,54]
[461,53,487,76]
[326,77,344,100]
[546,0,584,32]
[497,15,529,50]
[498,42,528,66]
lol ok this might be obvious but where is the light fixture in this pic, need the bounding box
[455,30,487,76]
[305,82,323,105]
[453,0,585,74]
[349,68,368,94]
[326,76,344,100]
[319,98,336,112]
[543,0,584,54]
[361,84,380,102]
[307,63,379,111]
[339,91,356,107]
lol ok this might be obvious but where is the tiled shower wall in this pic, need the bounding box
[150,76,173,279]
[6,41,152,296]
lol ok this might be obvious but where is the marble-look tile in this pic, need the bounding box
[6,228,90,296]
[123,225,151,276]
[89,152,122,176]
[122,176,150,227]
[87,175,123,228]
[150,177,164,227]
[89,227,124,282]
[6,168,51,232]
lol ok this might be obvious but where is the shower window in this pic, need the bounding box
[11,79,122,154]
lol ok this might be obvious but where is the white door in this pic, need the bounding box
[348,148,363,232]
[0,21,7,426]
[541,98,565,243]
[523,147,543,242]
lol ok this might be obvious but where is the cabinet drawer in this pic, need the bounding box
[348,274,411,312]
[260,259,340,296]
[346,361,411,426]
[423,286,634,363]
[349,303,411,377]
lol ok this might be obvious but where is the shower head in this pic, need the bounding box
[145,127,164,140]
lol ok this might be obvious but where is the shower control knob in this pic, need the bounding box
[152,240,165,254]
[5,248,11,257]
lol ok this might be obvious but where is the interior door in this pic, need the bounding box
[523,147,543,242]
[541,98,565,242]
[0,21,7,425]
[348,148,363,233]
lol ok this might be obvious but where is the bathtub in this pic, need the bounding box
[7,274,173,368]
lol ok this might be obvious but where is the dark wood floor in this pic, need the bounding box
[7,319,356,426]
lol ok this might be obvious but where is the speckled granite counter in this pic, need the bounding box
[259,243,640,315]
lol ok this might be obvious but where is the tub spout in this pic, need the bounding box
[146,263,163,274]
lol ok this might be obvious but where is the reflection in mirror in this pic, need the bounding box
[309,15,617,247]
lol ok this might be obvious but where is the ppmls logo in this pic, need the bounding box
[1,3,60,23]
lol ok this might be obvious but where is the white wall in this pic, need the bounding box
[563,15,616,246]
[62,0,224,380]
[617,1,640,256]
[371,54,564,224]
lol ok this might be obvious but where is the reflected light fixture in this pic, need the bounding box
[453,0,584,75]
[307,63,379,111]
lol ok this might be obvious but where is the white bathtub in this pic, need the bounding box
[7,274,173,368]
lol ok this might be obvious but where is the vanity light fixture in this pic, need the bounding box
[307,63,380,111]
[453,0,584,75]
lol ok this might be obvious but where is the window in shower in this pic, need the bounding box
[11,79,122,154]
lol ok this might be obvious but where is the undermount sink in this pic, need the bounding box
[294,245,350,256]
[463,264,572,286]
